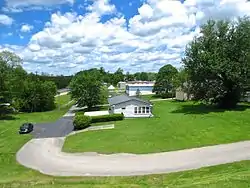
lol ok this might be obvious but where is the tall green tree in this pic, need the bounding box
[0,51,57,114]
[183,18,250,108]
[125,72,134,81]
[112,68,124,86]
[0,51,24,104]
[15,78,57,112]
[70,72,104,109]
[153,64,178,96]
[174,68,188,88]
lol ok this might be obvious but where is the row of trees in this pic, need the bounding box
[36,74,72,89]
[74,67,157,86]
[154,17,250,108]
[0,51,57,117]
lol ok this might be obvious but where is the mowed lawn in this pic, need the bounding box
[1,100,250,187]
[55,94,72,107]
[0,102,73,187]
[64,100,250,154]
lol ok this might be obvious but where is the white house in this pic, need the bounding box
[118,81,126,90]
[125,81,155,96]
[108,95,153,118]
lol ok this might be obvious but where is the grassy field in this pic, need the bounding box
[64,100,250,154]
[140,94,161,101]
[0,97,74,187]
[55,94,72,107]
[1,98,250,187]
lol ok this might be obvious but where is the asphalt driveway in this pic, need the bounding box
[32,117,74,138]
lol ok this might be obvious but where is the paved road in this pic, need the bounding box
[32,117,74,138]
[16,136,250,176]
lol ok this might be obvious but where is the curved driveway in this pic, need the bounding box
[17,137,250,176]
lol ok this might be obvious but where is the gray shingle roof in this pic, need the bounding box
[108,94,151,105]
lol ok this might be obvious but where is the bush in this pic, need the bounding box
[73,115,92,130]
[0,105,15,119]
[160,92,175,99]
[91,113,124,123]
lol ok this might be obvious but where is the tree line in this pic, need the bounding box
[76,67,157,87]
[0,51,57,118]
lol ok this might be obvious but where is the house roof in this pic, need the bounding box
[108,94,151,106]
[108,85,115,90]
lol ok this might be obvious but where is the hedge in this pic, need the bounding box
[91,113,124,123]
[73,115,92,130]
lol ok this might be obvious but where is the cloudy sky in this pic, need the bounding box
[0,0,250,75]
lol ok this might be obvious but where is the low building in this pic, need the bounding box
[241,91,250,102]
[108,94,153,118]
[108,85,115,91]
[175,87,188,101]
[125,81,155,96]
[118,81,126,90]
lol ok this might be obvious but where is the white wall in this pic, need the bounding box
[176,91,188,101]
[112,100,152,118]
[126,90,154,96]
[85,111,109,116]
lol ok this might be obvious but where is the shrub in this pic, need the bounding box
[73,115,92,130]
[91,113,124,123]
[160,92,175,99]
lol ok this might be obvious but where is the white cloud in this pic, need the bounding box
[138,4,154,19]
[87,0,116,16]
[0,14,13,25]
[1,0,250,75]
[3,0,74,12]
[21,24,34,32]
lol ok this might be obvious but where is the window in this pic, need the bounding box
[138,107,142,113]
[142,107,146,113]
[134,107,137,114]
[146,107,150,113]
[122,107,126,110]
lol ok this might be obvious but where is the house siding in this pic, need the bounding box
[111,100,152,118]
[125,85,155,96]
[176,90,188,101]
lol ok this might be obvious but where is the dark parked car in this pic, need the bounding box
[19,123,34,134]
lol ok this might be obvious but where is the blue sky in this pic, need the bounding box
[0,0,250,75]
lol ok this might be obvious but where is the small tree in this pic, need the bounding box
[183,18,250,108]
[136,89,141,97]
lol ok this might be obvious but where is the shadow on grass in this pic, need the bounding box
[0,115,19,120]
[171,103,250,115]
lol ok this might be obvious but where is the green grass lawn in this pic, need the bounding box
[140,94,161,101]
[1,99,250,187]
[0,100,73,187]
[90,121,115,126]
[55,94,72,107]
[63,100,250,154]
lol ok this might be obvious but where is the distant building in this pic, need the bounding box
[108,85,115,91]
[175,87,188,101]
[125,81,155,96]
[118,81,126,90]
[241,91,250,102]
[108,94,153,118]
